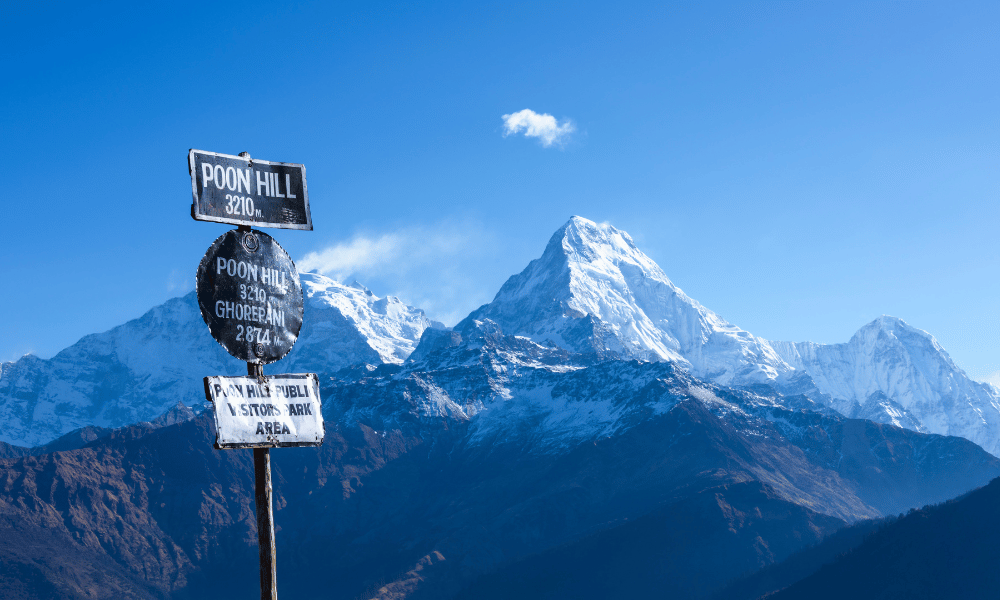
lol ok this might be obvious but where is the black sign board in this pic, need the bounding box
[189,149,312,230]
[196,229,304,363]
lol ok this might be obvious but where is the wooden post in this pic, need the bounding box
[254,447,277,600]
[249,361,277,600]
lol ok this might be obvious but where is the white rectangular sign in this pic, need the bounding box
[204,373,324,449]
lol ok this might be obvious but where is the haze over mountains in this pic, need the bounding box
[0,216,998,598]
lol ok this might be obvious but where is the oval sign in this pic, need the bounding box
[196,229,303,364]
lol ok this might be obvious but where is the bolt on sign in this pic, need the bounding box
[190,149,319,600]
[189,149,312,230]
[196,229,303,364]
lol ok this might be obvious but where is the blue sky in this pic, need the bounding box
[2,1,998,382]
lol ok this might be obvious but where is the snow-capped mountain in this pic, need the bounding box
[460,216,790,385]
[452,216,1000,456]
[772,316,1000,456]
[0,273,438,446]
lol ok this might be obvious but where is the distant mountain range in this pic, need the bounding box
[0,216,999,599]
[0,276,439,446]
[1,216,996,454]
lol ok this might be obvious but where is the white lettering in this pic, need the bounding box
[217,257,227,275]
[285,174,296,198]
[202,163,214,188]
[225,166,237,191]
[215,301,225,318]
[274,172,285,198]
[213,165,226,190]
[237,169,251,193]
[226,259,237,277]
[237,262,248,279]
[256,170,269,196]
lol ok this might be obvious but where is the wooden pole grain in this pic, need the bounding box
[249,361,277,600]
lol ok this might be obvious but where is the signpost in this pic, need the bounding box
[189,149,312,230]
[190,150,319,600]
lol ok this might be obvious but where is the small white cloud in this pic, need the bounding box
[502,109,575,147]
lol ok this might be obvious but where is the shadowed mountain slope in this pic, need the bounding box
[766,476,1000,600]
[453,481,845,600]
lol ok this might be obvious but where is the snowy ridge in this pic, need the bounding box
[771,316,1000,456]
[282,273,442,373]
[0,272,437,446]
[328,317,692,452]
[461,216,791,385]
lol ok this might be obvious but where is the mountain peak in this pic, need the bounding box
[349,280,374,295]
[865,315,912,333]
[459,217,789,384]
[552,216,646,268]
[850,315,944,354]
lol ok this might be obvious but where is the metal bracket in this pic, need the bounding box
[238,151,253,168]
[247,361,266,384]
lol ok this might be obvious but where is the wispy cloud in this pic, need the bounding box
[297,222,500,326]
[167,268,191,294]
[298,229,470,281]
[298,234,407,278]
[502,109,575,147]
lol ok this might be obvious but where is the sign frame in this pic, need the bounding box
[189,149,313,230]
[204,373,325,449]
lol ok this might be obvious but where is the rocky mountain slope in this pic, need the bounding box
[332,317,1000,519]
[0,274,438,447]
[1,337,997,599]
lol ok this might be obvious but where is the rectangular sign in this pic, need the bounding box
[189,149,312,230]
[204,373,324,449]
